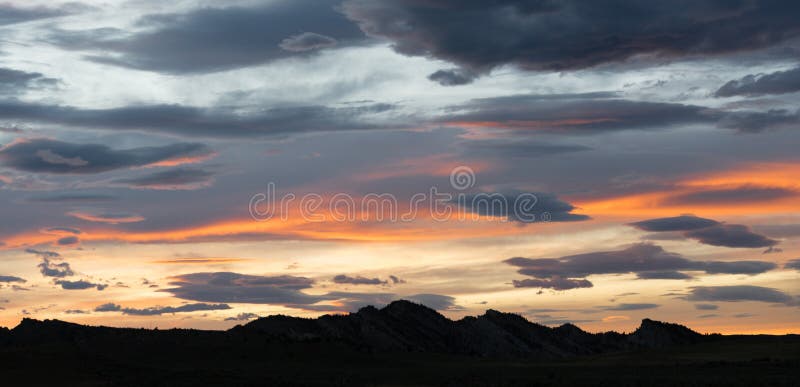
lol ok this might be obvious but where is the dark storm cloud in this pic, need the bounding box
[694,303,718,310]
[629,215,720,232]
[715,66,800,97]
[113,167,214,190]
[457,191,589,223]
[687,285,796,305]
[0,3,77,25]
[630,215,779,248]
[440,94,713,133]
[663,185,798,205]
[0,68,58,95]
[685,224,778,248]
[50,0,365,74]
[0,275,25,283]
[504,243,777,291]
[511,277,593,290]
[333,274,387,285]
[54,279,107,291]
[341,0,800,82]
[94,302,231,315]
[0,139,213,174]
[0,100,397,138]
[785,259,800,271]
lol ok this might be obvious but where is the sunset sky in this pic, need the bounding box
[0,0,798,334]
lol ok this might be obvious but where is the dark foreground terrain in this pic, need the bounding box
[0,301,797,386]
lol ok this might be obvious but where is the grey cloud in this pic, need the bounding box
[342,1,800,78]
[113,168,214,190]
[716,66,800,97]
[629,215,720,232]
[663,186,797,206]
[0,68,58,95]
[631,215,779,248]
[279,32,338,52]
[94,302,230,315]
[0,100,398,138]
[694,303,718,310]
[27,192,118,203]
[64,309,88,314]
[224,312,260,321]
[601,303,659,311]
[333,274,386,285]
[697,314,719,319]
[685,224,778,248]
[45,227,82,235]
[0,139,213,174]
[687,285,795,305]
[717,109,800,133]
[0,275,26,283]
[440,94,713,134]
[388,275,405,284]
[25,248,61,258]
[163,272,325,305]
[51,0,364,74]
[505,243,777,291]
[56,236,80,246]
[512,277,593,291]
[785,259,800,271]
[404,294,460,311]
[464,139,591,158]
[0,3,76,26]
[458,191,589,223]
[37,258,74,278]
[427,68,478,86]
[733,313,756,318]
[55,279,107,291]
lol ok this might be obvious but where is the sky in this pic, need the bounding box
[0,0,798,334]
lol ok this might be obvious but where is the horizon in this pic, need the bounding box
[0,1,799,337]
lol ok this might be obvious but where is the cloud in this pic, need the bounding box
[404,294,461,311]
[715,66,800,97]
[687,285,795,305]
[504,243,777,291]
[716,109,800,133]
[279,32,338,52]
[27,193,118,203]
[0,275,26,283]
[50,0,364,74]
[162,272,325,305]
[224,312,260,321]
[0,68,58,95]
[64,309,89,314]
[341,1,800,79]
[56,236,80,246]
[630,215,720,232]
[464,139,592,159]
[112,168,215,190]
[785,259,800,271]
[0,3,76,26]
[662,185,798,206]
[427,68,478,86]
[45,227,82,235]
[512,277,593,291]
[0,139,213,174]
[94,302,231,315]
[67,210,145,224]
[457,191,589,223]
[694,304,719,311]
[54,279,107,291]
[685,224,778,248]
[0,100,397,138]
[630,215,779,248]
[37,258,74,278]
[333,274,386,285]
[601,303,659,311]
[439,93,712,134]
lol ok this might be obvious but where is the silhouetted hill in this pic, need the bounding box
[2,301,798,386]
